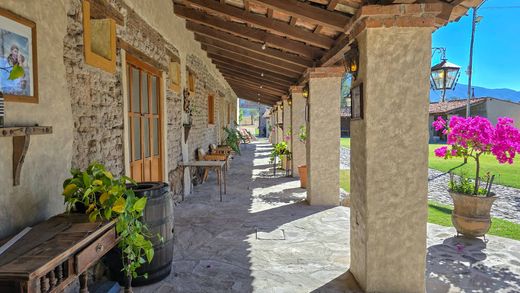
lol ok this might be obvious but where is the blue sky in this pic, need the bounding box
[432,0,520,91]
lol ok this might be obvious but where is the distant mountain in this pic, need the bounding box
[430,84,520,103]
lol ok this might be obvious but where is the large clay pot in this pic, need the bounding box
[298,165,307,189]
[450,192,496,237]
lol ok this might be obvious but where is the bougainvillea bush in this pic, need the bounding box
[432,116,520,196]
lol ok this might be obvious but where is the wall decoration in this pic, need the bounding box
[350,83,363,120]
[168,59,181,92]
[0,8,38,103]
[82,0,116,73]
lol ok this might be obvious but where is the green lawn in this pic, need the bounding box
[429,144,520,189]
[340,138,519,189]
[340,169,350,192]
[340,169,520,240]
[340,137,350,148]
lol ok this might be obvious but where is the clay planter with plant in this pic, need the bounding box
[62,162,155,292]
[297,125,307,188]
[432,116,520,237]
[270,141,292,172]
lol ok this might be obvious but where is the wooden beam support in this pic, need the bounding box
[206,52,300,79]
[213,61,297,84]
[180,0,335,49]
[222,74,288,92]
[189,23,314,66]
[237,95,276,105]
[319,33,351,67]
[174,4,324,59]
[233,89,279,101]
[217,67,293,87]
[249,0,349,31]
[327,0,340,11]
[195,36,307,73]
[228,82,287,96]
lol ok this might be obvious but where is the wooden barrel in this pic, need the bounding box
[106,182,174,286]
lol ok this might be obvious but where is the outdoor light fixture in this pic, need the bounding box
[261,72,264,77]
[288,99,292,106]
[302,87,309,98]
[343,42,359,79]
[431,47,461,102]
[262,43,267,50]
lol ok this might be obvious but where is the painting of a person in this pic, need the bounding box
[0,34,31,96]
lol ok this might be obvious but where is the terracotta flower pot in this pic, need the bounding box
[450,192,497,238]
[298,165,307,189]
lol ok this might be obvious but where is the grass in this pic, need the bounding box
[429,144,520,189]
[339,169,520,240]
[339,169,350,192]
[340,137,350,149]
[340,137,519,189]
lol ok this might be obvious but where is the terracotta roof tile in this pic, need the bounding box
[429,98,486,115]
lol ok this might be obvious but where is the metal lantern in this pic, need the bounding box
[430,59,461,102]
[343,42,359,79]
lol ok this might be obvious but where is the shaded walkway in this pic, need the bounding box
[136,140,520,293]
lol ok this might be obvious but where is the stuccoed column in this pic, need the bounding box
[276,101,283,144]
[349,26,432,292]
[306,67,343,206]
[282,95,291,147]
[290,86,306,177]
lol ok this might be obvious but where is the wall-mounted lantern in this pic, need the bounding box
[343,42,359,79]
[302,86,309,98]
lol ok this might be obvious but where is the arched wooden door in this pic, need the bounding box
[127,55,163,182]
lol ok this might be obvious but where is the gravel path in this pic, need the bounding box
[341,147,520,224]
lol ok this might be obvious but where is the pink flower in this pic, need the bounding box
[434,146,448,157]
[432,116,446,131]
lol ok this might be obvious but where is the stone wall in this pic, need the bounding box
[0,0,237,238]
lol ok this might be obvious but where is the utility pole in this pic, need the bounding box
[466,1,485,117]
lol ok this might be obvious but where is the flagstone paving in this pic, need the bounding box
[134,141,520,293]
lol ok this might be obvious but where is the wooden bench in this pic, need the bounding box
[0,214,117,293]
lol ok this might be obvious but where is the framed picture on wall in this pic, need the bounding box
[350,83,363,120]
[0,8,38,103]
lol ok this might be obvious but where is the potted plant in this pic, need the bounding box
[270,141,292,172]
[432,116,520,237]
[62,162,155,292]
[297,125,308,188]
[223,125,245,154]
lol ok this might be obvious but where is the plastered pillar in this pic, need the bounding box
[290,87,306,177]
[276,102,283,144]
[306,68,343,206]
[282,96,291,145]
[350,27,431,292]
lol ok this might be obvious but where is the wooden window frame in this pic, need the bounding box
[126,54,163,182]
[208,93,215,125]
[186,68,196,95]
[82,0,116,73]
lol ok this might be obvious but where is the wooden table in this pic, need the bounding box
[180,160,227,202]
[0,214,117,293]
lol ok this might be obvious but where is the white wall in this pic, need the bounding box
[486,98,520,128]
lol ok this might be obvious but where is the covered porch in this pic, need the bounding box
[135,141,520,292]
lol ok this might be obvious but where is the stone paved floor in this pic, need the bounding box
[340,147,520,224]
[135,141,520,293]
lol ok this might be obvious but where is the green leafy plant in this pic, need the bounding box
[270,142,292,165]
[62,162,155,281]
[449,172,488,196]
[223,126,243,154]
[298,125,307,143]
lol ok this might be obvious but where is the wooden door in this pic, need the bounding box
[127,55,163,182]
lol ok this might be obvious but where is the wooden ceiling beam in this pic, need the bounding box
[174,4,324,59]
[206,52,300,79]
[233,88,280,101]
[327,0,340,11]
[213,61,297,84]
[228,81,287,96]
[189,24,314,66]
[195,35,307,73]
[236,94,276,106]
[248,0,350,31]
[320,33,350,67]
[217,67,293,87]
[221,74,288,92]
[180,0,335,49]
